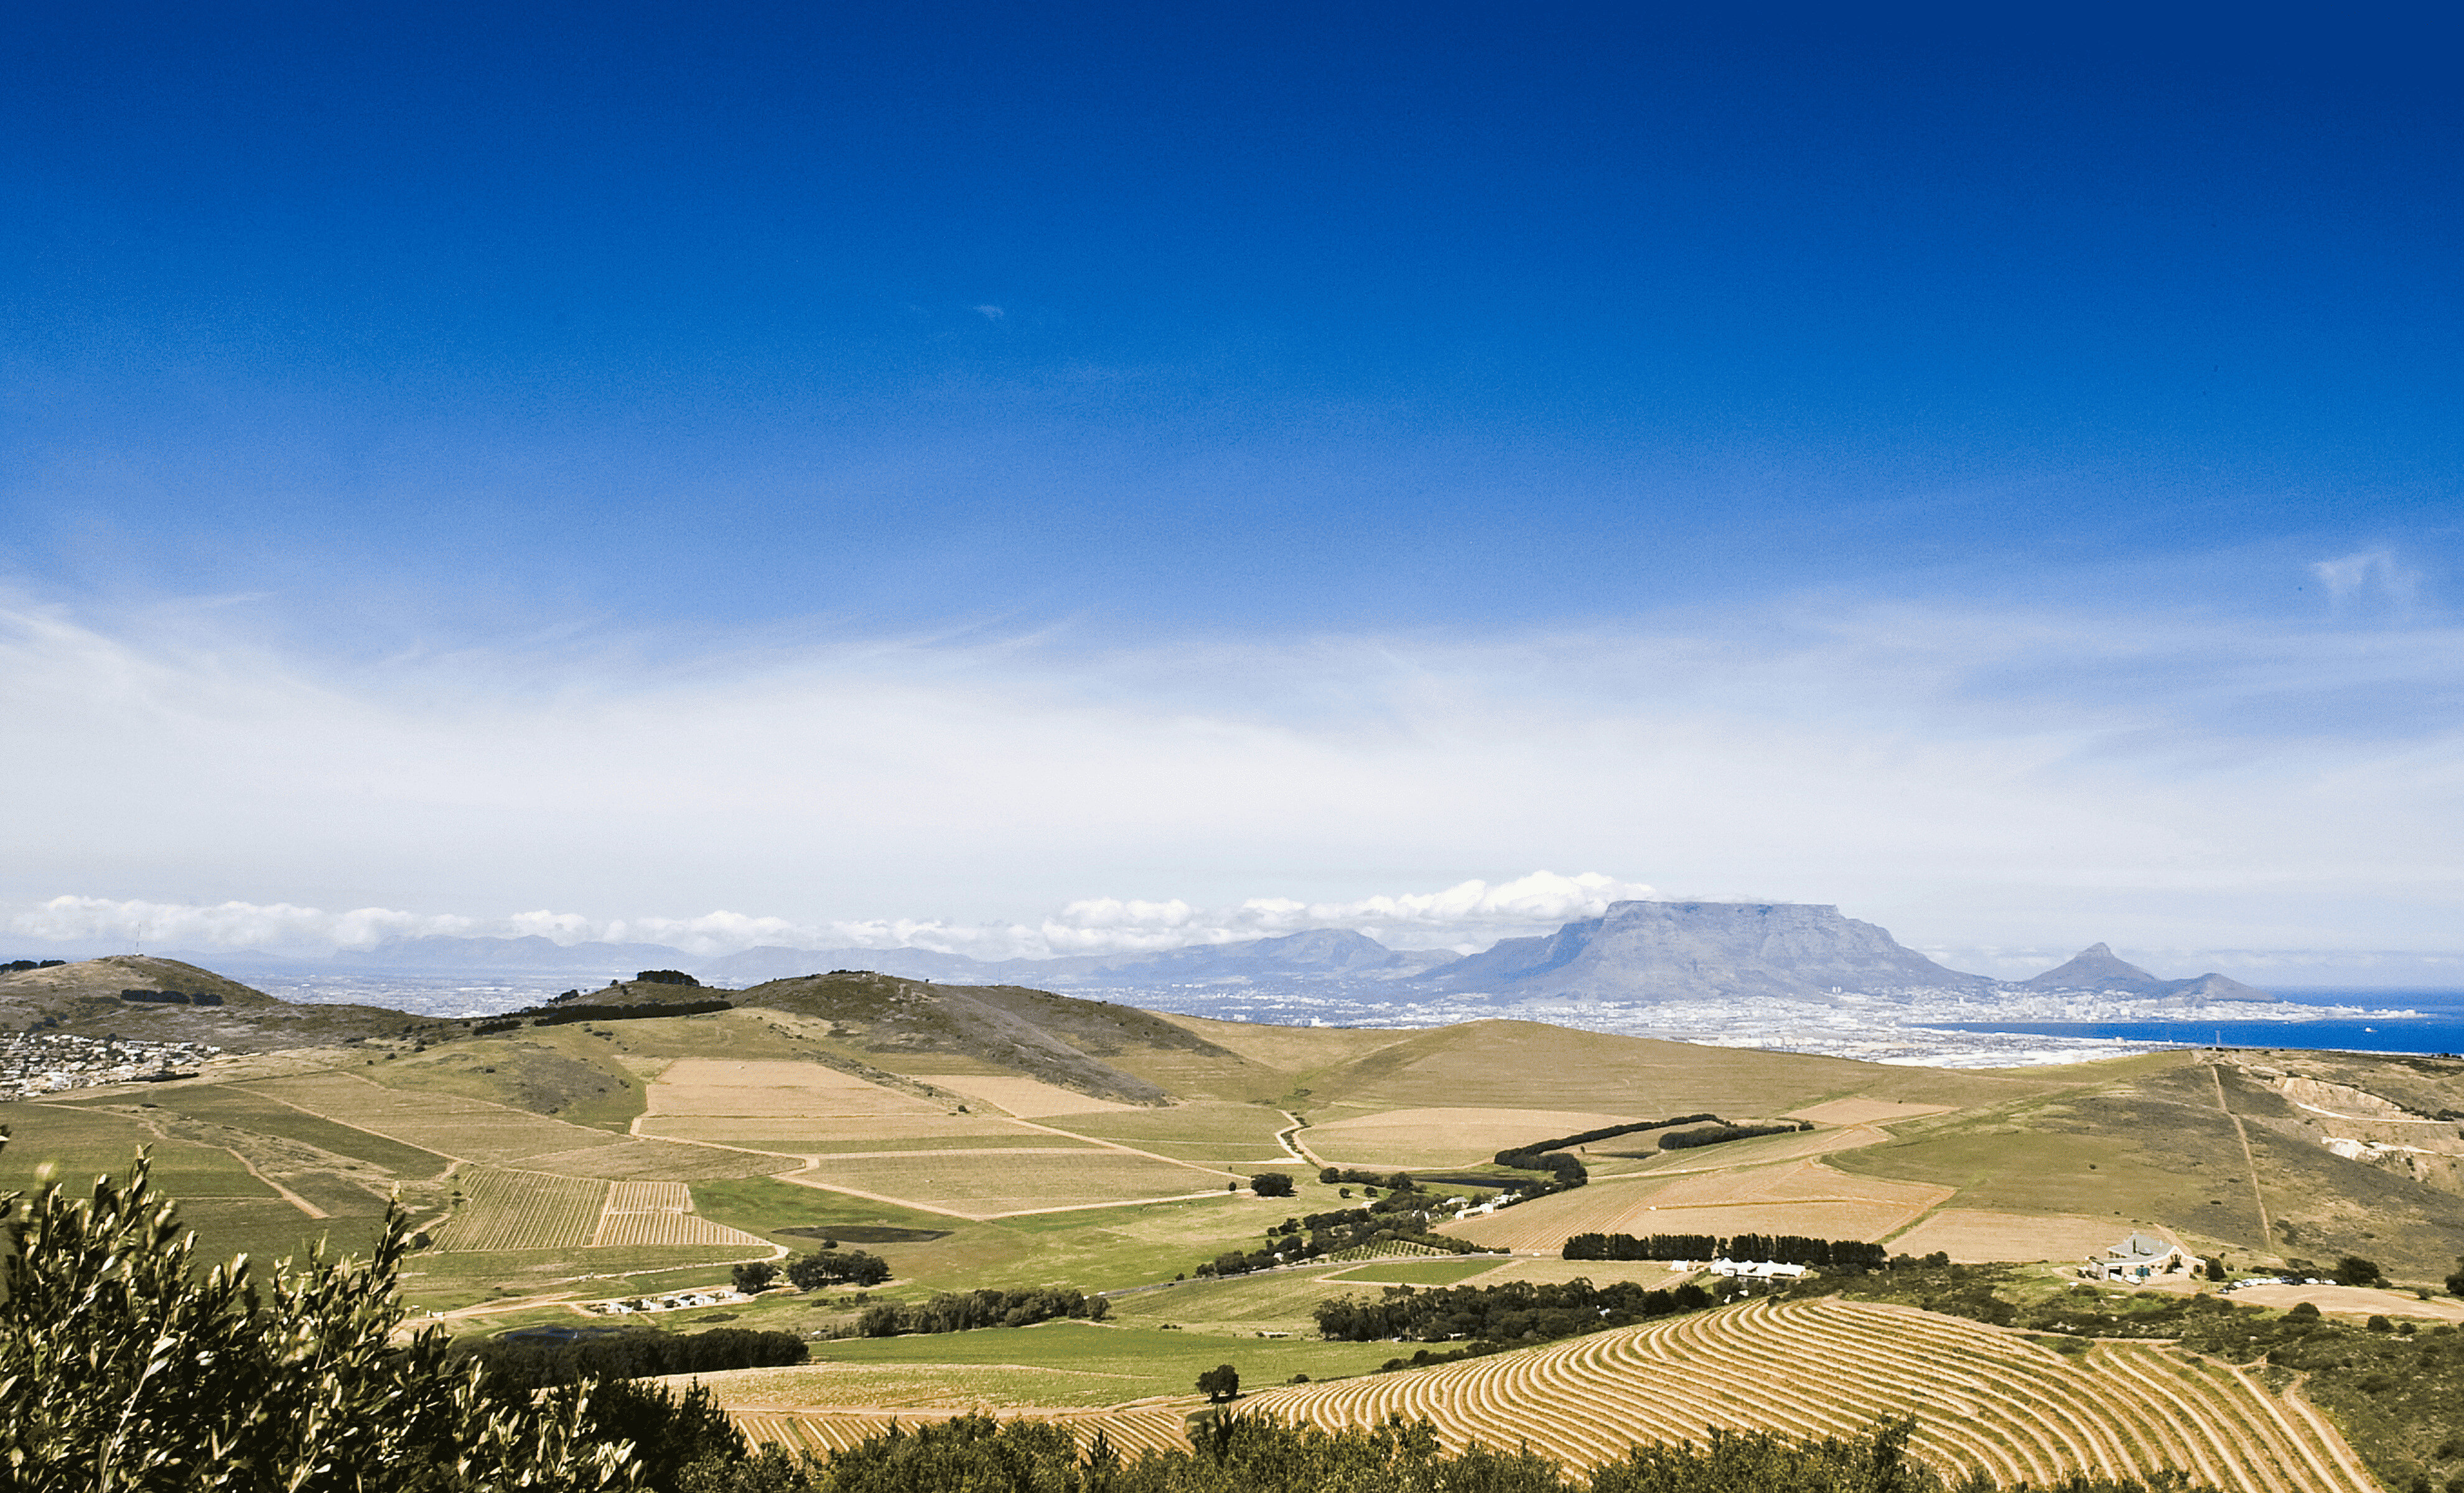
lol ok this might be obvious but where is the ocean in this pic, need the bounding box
[1920,989,2464,1058]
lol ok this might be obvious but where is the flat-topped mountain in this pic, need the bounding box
[2020,942,2271,1002]
[1419,900,1994,1003]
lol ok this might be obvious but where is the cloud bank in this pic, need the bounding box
[3,565,2460,964]
[7,870,1661,960]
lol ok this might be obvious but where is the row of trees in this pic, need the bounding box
[457,1326,809,1388]
[1494,1114,1721,1161]
[1317,1166,1415,1189]
[1313,1277,1720,1345]
[1562,1232,1888,1269]
[735,1247,894,1294]
[117,987,225,1005]
[1658,1122,1814,1150]
[854,1285,1109,1337]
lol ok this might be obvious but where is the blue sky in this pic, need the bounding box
[4,6,2460,977]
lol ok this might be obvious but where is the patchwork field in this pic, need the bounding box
[591,1179,772,1249]
[1885,1209,2134,1264]
[439,1167,609,1252]
[637,1114,1069,1150]
[246,1072,630,1165]
[1442,1160,1951,1253]
[1034,1102,1300,1165]
[790,1150,1238,1219]
[643,1059,946,1119]
[920,1074,1136,1117]
[1302,1107,1642,1169]
[1240,1295,2376,1493]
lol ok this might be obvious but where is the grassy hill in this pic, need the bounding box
[0,955,409,1049]
[14,954,2464,1314]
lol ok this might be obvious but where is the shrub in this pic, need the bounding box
[0,1140,636,1489]
[2337,1255,2387,1288]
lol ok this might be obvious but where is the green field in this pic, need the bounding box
[717,1319,1402,1407]
[1316,1257,1503,1286]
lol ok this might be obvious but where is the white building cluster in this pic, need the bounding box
[0,1031,219,1100]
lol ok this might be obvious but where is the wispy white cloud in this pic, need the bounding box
[2310,548,2422,613]
[2,580,2460,960]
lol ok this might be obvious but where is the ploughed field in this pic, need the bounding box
[702,1295,2378,1493]
[1238,1295,2374,1493]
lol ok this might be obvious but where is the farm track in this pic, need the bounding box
[1233,1297,2374,1493]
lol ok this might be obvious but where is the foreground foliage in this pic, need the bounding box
[0,1137,640,1491]
[679,1411,2211,1493]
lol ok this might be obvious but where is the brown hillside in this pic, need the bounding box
[0,956,409,1050]
[727,971,1234,1105]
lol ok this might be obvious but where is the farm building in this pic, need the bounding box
[2081,1232,2188,1281]
[1709,1258,1808,1280]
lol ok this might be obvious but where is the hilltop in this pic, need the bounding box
[0,954,411,1049]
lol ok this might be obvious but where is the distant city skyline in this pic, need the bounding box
[4,11,2457,972]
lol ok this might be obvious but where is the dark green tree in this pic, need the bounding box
[1197,1363,1241,1402]
[1250,1172,1295,1198]
[2336,1255,2386,1288]
[732,1260,780,1294]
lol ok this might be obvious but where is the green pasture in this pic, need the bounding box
[788,1319,1400,1406]
[1317,1257,1503,1286]
[399,1243,775,1311]
[63,1081,450,1176]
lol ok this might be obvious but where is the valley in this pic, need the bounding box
[11,954,2464,1489]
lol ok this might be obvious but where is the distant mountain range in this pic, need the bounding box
[164,901,2274,1008]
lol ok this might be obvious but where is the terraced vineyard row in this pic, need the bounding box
[735,1406,1195,1461]
[1240,1296,2375,1493]
[437,1167,609,1251]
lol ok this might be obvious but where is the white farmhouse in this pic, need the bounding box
[2082,1232,2188,1281]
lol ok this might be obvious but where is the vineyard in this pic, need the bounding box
[1442,1159,1947,1253]
[437,1168,610,1251]
[590,1179,773,1248]
[734,1405,1194,1460]
[1239,1296,2376,1493]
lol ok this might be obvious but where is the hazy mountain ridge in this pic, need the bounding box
[144,901,2278,1012]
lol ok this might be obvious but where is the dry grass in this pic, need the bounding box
[644,1059,946,1118]
[635,1115,1075,1150]
[920,1074,1136,1117]
[1884,1209,2130,1264]
[1442,1161,1949,1253]
[1304,1107,1645,1169]
[250,1073,627,1165]
[1787,1099,1957,1127]
[791,1151,1237,1219]
[520,1138,797,1180]
[1241,1295,2377,1493]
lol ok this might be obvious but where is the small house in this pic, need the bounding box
[2082,1232,2188,1281]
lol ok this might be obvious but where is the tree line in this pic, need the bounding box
[1658,1122,1813,1150]
[118,987,225,1005]
[1493,1113,1722,1163]
[853,1284,1109,1337]
[1314,1276,1720,1347]
[472,997,735,1035]
[455,1326,809,1388]
[1562,1232,1888,1269]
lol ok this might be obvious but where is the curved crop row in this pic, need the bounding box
[1239,1296,2374,1493]
[733,1407,1192,1461]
